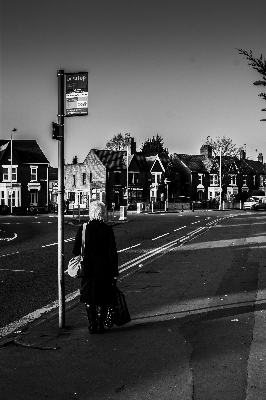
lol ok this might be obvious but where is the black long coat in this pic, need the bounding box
[72,220,119,306]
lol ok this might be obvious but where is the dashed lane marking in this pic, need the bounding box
[118,243,141,253]
[152,233,170,241]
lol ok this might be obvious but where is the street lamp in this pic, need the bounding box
[10,128,17,214]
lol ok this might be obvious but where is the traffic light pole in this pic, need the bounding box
[57,70,65,328]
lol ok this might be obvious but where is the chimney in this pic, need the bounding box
[128,137,136,155]
[240,149,246,160]
[200,144,212,158]
[258,153,263,163]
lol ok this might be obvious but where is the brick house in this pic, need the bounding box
[65,149,129,209]
[0,140,50,213]
[172,145,266,202]
[64,138,174,209]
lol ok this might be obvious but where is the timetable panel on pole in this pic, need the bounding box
[65,72,88,116]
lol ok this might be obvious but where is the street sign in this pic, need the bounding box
[65,72,88,116]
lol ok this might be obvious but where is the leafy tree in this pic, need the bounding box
[72,156,78,164]
[201,136,244,200]
[105,133,131,151]
[140,134,168,154]
[203,136,243,158]
[237,49,266,100]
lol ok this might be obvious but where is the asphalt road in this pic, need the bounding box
[1,209,266,399]
[0,210,242,332]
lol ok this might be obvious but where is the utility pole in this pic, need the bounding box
[57,70,65,328]
[219,149,222,211]
[10,128,17,214]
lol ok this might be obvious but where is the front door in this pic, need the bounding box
[114,191,120,209]
[30,190,38,206]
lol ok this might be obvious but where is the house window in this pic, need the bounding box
[2,166,17,182]
[253,175,256,186]
[83,173,86,185]
[210,174,218,186]
[260,175,264,186]
[128,172,139,184]
[151,173,162,185]
[230,175,236,185]
[114,172,120,184]
[1,191,5,205]
[243,175,247,186]
[30,166,38,181]
[3,168,8,181]
[90,172,92,183]
[198,174,203,185]
[73,175,76,186]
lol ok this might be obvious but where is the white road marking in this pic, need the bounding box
[0,233,17,241]
[0,290,80,338]
[152,233,170,241]
[174,226,186,231]
[0,216,230,337]
[0,269,34,273]
[0,251,19,258]
[118,243,141,253]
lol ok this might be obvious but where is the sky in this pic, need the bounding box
[1,0,266,167]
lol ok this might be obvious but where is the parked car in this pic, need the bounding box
[254,197,266,211]
[243,196,262,210]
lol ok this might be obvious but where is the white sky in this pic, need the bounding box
[1,0,266,167]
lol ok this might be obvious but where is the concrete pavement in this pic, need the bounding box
[1,212,266,399]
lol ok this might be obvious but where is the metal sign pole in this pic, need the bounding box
[57,70,65,328]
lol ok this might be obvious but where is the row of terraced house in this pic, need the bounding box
[64,138,266,210]
[1,138,266,213]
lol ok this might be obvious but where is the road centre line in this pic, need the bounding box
[118,226,207,273]
[118,243,141,253]
[152,233,170,241]
[0,218,226,338]
[174,226,186,231]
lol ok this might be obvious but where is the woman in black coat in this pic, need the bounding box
[72,201,119,333]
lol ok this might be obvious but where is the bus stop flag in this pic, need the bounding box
[65,72,88,116]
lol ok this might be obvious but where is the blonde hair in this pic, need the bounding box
[89,201,106,221]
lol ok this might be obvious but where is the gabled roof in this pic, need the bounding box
[0,140,49,164]
[0,142,9,162]
[130,152,170,172]
[92,149,126,170]
[175,154,209,173]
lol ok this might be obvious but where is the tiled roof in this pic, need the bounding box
[175,154,208,172]
[133,152,170,171]
[0,140,49,164]
[240,159,266,174]
[93,149,127,170]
